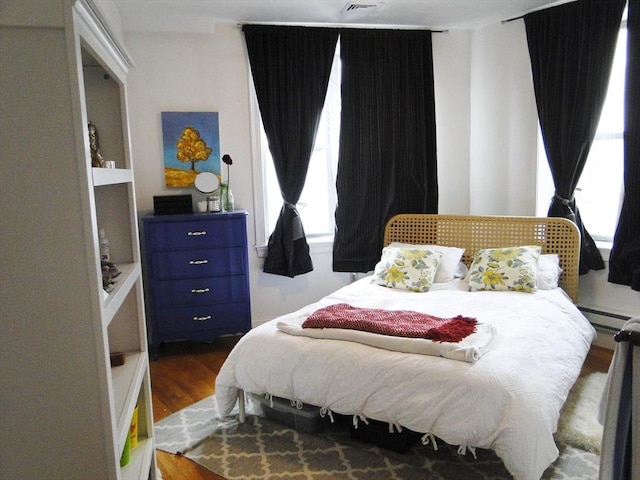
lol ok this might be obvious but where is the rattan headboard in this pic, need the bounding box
[383,214,581,303]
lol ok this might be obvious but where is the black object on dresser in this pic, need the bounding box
[142,210,251,357]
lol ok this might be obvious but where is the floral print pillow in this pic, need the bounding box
[468,245,541,293]
[372,246,442,292]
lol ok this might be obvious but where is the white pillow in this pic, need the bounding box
[468,245,541,293]
[389,243,464,283]
[372,245,442,292]
[454,261,469,280]
[537,254,562,290]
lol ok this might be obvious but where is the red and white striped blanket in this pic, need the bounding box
[302,303,477,343]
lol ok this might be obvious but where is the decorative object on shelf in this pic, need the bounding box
[221,154,235,211]
[195,172,221,212]
[101,261,121,292]
[161,112,220,188]
[88,121,104,168]
[129,406,139,449]
[99,228,110,261]
[120,432,131,467]
[109,351,126,367]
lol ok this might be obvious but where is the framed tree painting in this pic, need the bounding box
[161,111,220,187]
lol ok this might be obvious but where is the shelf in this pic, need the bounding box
[93,167,133,186]
[111,351,148,453]
[121,437,154,480]
[103,262,140,327]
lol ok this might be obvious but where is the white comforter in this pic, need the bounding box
[215,277,596,480]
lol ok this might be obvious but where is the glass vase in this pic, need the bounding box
[221,183,235,212]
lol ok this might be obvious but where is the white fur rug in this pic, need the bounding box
[556,371,607,453]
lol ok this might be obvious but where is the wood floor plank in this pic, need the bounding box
[150,337,613,480]
[156,450,221,480]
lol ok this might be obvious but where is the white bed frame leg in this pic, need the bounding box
[238,389,246,423]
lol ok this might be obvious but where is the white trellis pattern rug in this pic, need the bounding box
[155,373,605,480]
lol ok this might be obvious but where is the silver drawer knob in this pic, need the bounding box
[191,288,210,294]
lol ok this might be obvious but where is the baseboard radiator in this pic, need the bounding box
[579,306,631,333]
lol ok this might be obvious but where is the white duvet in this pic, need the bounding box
[215,277,596,480]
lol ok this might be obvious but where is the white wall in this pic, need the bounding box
[433,29,472,214]
[469,20,539,215]
[579,253,640,348]
[125,26,252,217]
[124,21,638,330]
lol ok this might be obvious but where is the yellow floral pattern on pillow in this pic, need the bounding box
[468,246,541,293]
[372,246,442,292]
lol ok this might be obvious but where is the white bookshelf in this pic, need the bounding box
[0,1,156,478]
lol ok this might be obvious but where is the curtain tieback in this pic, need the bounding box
[282,202,305,241]
[554,193,574,206]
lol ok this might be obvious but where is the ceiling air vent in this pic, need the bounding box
[342,2,384,14]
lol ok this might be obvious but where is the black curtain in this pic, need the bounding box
[333,29,438,273]
[243,25,339,277]
[609,0,640,291]
[524,0,626,274]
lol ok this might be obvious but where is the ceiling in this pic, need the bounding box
[114,0,575,34]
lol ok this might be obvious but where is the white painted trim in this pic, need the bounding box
[75,0,133,80]
[247,61,271,252]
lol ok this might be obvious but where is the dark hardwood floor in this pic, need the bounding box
[150,337,614,480]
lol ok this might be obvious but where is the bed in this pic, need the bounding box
[215,214,596,480]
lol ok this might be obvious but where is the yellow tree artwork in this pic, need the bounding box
[176,126,212,171]
[161,112,220,188]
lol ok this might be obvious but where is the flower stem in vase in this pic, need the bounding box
[221,154,235,212]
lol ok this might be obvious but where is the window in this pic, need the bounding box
[260,43,341,241]
[536,18,627,243]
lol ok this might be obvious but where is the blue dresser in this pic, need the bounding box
[142,211,251,356]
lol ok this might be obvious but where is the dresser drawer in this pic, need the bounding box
[151,275,248,307]
[154,303,251,336]
[149,246,246,279]
[146,216,246,250]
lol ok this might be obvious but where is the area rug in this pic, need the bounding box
[155,373,606,480]
[555,371,607,454]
